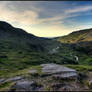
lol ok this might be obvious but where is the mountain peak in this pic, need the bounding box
[0,21,13,28]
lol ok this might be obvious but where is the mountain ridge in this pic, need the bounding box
[0,21,60,52]
[57,28,92,43]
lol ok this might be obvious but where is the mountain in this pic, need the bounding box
[57,28,92,55]
[0,21,92,71]
[0,22,92,91]
[0,21,60,52]
[0,21,60,70]
[58,28,92,43]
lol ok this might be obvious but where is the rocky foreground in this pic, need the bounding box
[0,63,92,91]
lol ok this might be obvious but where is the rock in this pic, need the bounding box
[51,83,78,91]
[78,72,88,82]
[29,70,37,74]
[51,83,65,90]
[41,63,78,79]
[88,80,92,89]
[52,72,78,80]
[28,69,38,76]
[5,76,24,82]
[79,72,87,78]
[10,80,43,91]
[0,79,5,84]
[59,85,73,91]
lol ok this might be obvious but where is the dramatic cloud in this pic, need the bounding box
[0,1,92,37]
[0,2,39,25]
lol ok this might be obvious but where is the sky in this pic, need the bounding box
[0,1,92,37]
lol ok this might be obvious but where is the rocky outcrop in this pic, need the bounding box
[1,64,79,91]
[5,76,24,82]
[10,80,44,91]
[41,63,78,79]
[51,82,80,91]
[0,76,24,86]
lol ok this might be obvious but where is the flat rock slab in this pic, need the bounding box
[41,63,78,78]
[53,73,78,79]
[5,76,24,82]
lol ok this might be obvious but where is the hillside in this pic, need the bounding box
[0,21,92,72]
[0,21,92,91]
[0,21,61,70]
[58,28,92,43]
[0,21,92,70]
[0,21,60,52]
[57,28,92,55]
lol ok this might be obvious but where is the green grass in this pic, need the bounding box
[65,64,92,72]
[0,65,42,78]
[1,63,92,78]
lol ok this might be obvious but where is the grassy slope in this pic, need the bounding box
[58,28,92,43]
[56,28,92,66]
[0,21,61,70]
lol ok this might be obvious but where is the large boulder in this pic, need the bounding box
[10,80,43,91]
[41,63,78,79]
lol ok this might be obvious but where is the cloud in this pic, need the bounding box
[0,1,92,37]
[0,1,79,26]
[65,5,92,14]
[0,2,41,26]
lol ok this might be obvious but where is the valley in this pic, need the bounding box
[0,21,92,91]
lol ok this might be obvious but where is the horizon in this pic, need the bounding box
[0,1,92,37]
